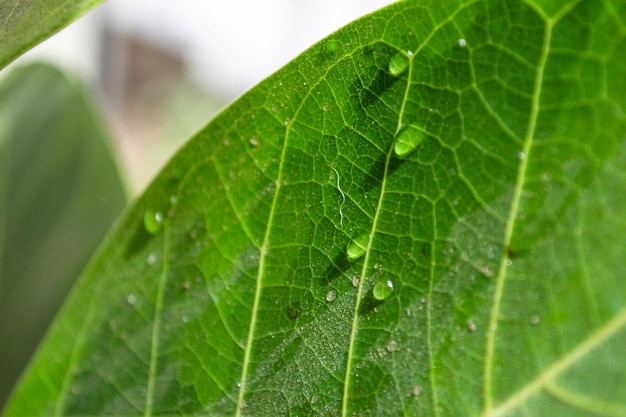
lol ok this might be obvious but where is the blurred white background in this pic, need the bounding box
[5,0,395,193]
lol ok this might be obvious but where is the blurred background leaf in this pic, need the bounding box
[0,62,126,407]
[0,0,104,69]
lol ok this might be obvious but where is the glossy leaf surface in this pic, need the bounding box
[0,0,103,69]
[0,63,127,409]
[5,0,626,415]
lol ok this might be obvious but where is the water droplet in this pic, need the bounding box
[143,210,163,234]
[518,151,526,160]
[352,275,360,288]
[394,126,425,157]
[325,39,340,52]
[530,315,541,325]
[458,38,467,48]
[467,320,477,332]
[388,52,409,76]
[146,253,158,266]
[249,137,259,146]
[347,234,369,260]
[405,308,411,316]
[407,50,413,56]
[127,294,136,305]
[237,381,241,388]
[373,277,393,300]
[283,118,290,126]
[419,296,427,304]
[326,290,337,302]
[182,315,189,323]
[386,340,398,352]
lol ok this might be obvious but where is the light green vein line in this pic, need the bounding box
[144,236,170,417]
[545,381,626,417]
[340,49,413,417]
[339,4,480,414]
[235,137,288,416]
[482,17,553,415]
[487,307,626,417]
[233,33,356,414]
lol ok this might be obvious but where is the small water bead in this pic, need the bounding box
[249,137,259,147]
[347,234,369,260]
[386,340,398,352]
[394,126,425,157]
[352,275,360,288]
[326,290,337,302]
[388,52,409,76]
[373,278,394,300]
[458,38,467,48]
[325,39,341,52]
[530,315,541,325]
[127,293,136,305]
[467,320,477,332]
[146,253,158,266]
[143,210,163,234]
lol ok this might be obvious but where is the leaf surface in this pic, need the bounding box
[0,0,104,69]
[0,62,127,409]
[5,0,626,415]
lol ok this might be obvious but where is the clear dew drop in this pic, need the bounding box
[325,39,340,52]
[530,315,541,325]
[373,277,393,300]
[386,340,398,352]
[326,290,337,302]
[467,319,477,332]
[394,126,425,157]
[388,52,409,76]
[127,293,136,305]
[347,234,369,260]
[146,253,158,266]
[143,210,163,234]
[352,275,360,288]
[518,151,526,160]
[458,38,467,48]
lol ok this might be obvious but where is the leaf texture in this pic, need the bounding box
[4,0,626,415]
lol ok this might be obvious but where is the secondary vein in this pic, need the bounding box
[482,17,553,414]
[340,51,413,417]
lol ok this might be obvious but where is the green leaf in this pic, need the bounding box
[0,63,126,408]
[0,0,104,70]
[5,0,626,415]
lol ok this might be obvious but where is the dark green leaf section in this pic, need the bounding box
[5,1,626,416]
[0,0,104,69]
[0,63,126,409]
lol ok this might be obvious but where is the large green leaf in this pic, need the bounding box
[0,0,104,70]
[0,63,126,408]
[5,0,626,415]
